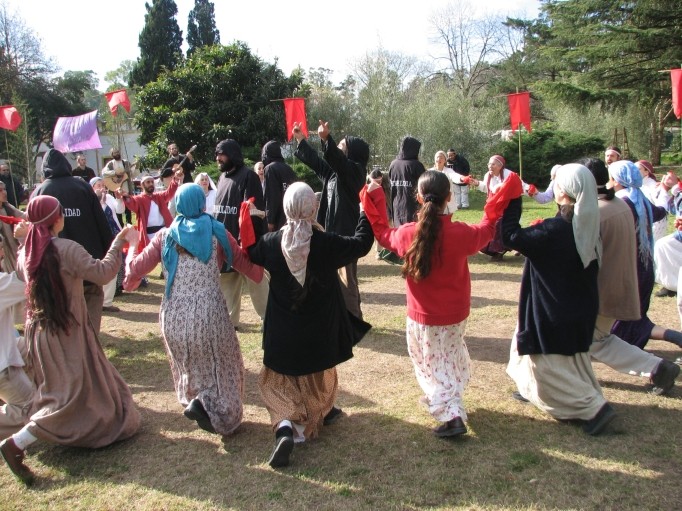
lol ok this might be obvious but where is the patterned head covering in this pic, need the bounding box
[162,184,232,297]
[554,164,601,268]
[20,195,62,279]
[608,160,654,263]
[281,182,323,286]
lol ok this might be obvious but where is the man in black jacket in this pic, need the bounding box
[389,137,425,227]
[214,139,269,327]
[262,140,298,231]
[163,143,196,184]
[31,149,114,333]
[292,120,368,319]
[447,148,471,209]
[0,163,24,207]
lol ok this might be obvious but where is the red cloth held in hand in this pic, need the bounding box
[460,175,473,185]
[0,214,22,225]
[527,184,537,196]
[483,172,524,222]
[239,197,256,248]
[359,185,390,234]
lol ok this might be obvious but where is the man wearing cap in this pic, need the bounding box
[31,149,114,332]
[214,139,269,327]
[115,168,183,250]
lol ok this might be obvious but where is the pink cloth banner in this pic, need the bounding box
[671,69,682,119]
[53,110,102,152]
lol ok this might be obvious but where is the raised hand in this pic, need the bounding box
[317,119,330,141]
[292,121,306,142]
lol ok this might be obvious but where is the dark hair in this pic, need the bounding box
[606,145,621,154]
[401,171,450,281]
[28,242,76,334]
[577,157,614,200]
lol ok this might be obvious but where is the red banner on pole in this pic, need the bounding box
[282,98,307,141]
[671,69,682,119]
[104,89,131,117]
[507,92,531,132]
[0,106,22,131]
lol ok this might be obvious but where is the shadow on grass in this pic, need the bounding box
[20,404,682,509]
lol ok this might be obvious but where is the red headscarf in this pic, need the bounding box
[636,160,656,181]
[491,155,506,168]
[21,195,62,279]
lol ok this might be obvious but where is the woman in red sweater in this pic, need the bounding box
[362,170,499,437]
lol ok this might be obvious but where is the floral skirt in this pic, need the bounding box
[406,317,471,422]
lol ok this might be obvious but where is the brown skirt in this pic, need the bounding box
[259,366,337,440]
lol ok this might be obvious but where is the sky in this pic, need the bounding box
[5,0,540,88]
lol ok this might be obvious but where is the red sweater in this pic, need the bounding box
[364,187,495,326]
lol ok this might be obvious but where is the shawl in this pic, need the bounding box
[20,195,62,279]
[608,160,654,263]
[162,184,231,297]
[281,182,323,286]
[555,164,601,268]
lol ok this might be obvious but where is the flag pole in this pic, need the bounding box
[23,110,32,188]
[3,129,18,201]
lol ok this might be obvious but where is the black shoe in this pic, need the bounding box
[675,357,682,366]
[651,359,680,396]
[655,287,676,298]
[183,399,216,433]
[582,403,616,436]
[139,278,149,288]
[268,427,294,468]
[323,406,345,426]
[433,417,467,438]
[512,391,530,403]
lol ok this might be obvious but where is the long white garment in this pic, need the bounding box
[406,317,471,422]
[641,182,670,243]
[0,272,26,372]
[429,166,459,214]
[507,328,606,421]
[654,233,682,290]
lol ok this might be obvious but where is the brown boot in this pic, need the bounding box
[0,437,34,485]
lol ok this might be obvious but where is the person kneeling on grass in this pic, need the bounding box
[247,182,374,468]
[361,170,506,438]
[504,164,616,436]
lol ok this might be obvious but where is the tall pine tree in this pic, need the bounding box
[130,0,183,87]
[187,0,220,56]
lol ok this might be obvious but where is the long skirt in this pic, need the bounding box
[406,317,471,422]
[507,329,606,421]
[654,233,682,291]
[259,366,337,441]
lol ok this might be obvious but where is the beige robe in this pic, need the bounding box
[19,237,140,447]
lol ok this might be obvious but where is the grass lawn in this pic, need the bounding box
[2,194,681,510]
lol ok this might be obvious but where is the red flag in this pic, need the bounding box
[104,89,131,117]
[0,106,22,131]
[282,98,307,141]
[671,69,682,119]
[507,92,531,132]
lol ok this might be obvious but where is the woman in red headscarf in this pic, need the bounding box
[468,155,522,261]
[0,195,140,486]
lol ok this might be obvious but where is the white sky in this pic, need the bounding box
[5,0,540,88]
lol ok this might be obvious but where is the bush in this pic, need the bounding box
[495,127,605,187]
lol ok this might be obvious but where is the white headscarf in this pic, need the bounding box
[281,182,323,286]
[554,164,601,268]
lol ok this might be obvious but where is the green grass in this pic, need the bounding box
[2,201,681,510]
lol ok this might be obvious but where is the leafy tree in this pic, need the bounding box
[496,126,605,187]
[134,43,303,166]
[302,67,357,142]
[187,0,220,57]
[129,0,183,87]
[533,0,682,164]
[104,60,136,89]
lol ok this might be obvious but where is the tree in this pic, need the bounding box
[187,0,220,57]
[134,43,303,166]
[429,0,506,98]
[129,0,183,87]
[534,0,682,164]
[104,60,136,89]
